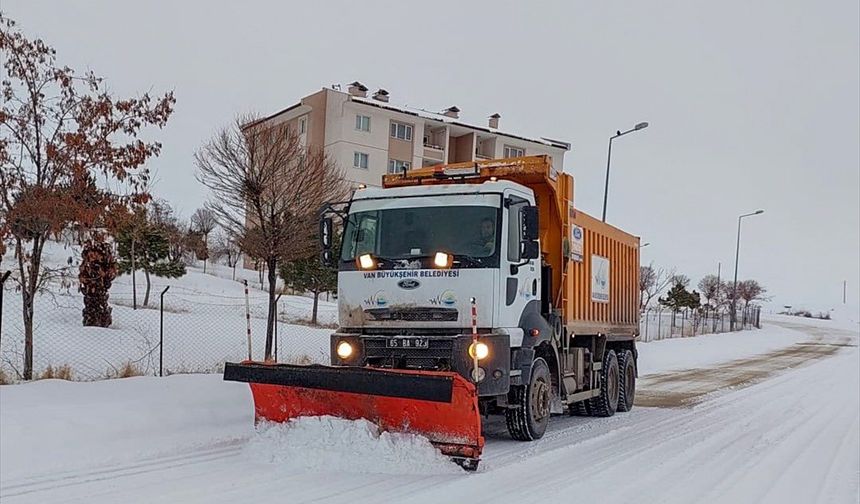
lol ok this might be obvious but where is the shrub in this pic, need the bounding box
[39,364,73,380]
[116,361,143,378]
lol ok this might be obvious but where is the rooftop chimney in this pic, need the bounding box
[372,88,389,102]
[442,106,460,119]
[488,113,500,129]
[347,81,368,98]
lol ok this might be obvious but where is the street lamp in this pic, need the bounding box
[731,209,764,330]
[639,242,650,248]
[602,122,649,222]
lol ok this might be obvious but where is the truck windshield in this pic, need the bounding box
[341,205,499,268]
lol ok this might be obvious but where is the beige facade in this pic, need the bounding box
[253,83,571,188]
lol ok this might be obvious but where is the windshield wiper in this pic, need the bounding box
[453,255,484,267]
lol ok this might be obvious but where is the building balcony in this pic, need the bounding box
[423,145,445,161]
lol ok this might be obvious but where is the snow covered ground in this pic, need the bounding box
[1,241,336,379]
[1,317,857,503]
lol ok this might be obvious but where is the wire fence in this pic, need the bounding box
[639,305,762,342]
[1,275,761,382]
[0,281,335,382]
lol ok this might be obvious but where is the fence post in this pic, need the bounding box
[273,297,279,362]
[159,286,170,377]
[644,310,649,342]
[0,271,11,348]
[243,280,252,360]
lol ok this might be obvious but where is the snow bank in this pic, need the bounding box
[637,324,808,376]
[245,417,461,475]
[764,310,860,332]
[0,374,253,482]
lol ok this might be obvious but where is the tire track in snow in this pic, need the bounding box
[0,443,243,498]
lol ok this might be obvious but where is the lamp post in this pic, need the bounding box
[731,209,764,330]
[639,242,650,248]
[602,121,649,222]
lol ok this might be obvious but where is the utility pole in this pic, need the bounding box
[601,121,649,222]
[731,210,764,330]
[844,280,847,304]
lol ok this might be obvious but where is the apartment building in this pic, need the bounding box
[253,81,570,187]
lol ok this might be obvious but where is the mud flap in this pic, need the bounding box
[224,362,484,464]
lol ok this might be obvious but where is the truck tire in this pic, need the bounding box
[569,400,591,416]
[588,349,619,417]
[617,349,636,412]
[506,357,551,441]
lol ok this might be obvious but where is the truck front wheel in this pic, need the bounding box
[506,357,551,441]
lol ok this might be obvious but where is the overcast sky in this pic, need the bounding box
[5,0,859,311]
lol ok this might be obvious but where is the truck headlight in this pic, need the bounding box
[469,341,489,360]
[357,254,375,270]
[336,341,354,359]
[433,252,452,268]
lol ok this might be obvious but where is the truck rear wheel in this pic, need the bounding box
[588,350,619,417]
[506,357,551,441]
[617,349,636,412]
[569,400,591,416]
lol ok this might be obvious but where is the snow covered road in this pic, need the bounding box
[1,319,858,504]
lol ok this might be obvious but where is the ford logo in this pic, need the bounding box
[397,279,420,290]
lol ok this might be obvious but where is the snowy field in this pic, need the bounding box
[1,241,336,379]
[1,315,857,504]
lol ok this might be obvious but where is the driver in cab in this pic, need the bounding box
[470,218,496,256]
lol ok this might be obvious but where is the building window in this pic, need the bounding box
[504,145,525,158]
[299,117,307,134]
[388,159,411,174]
[355,114,370,132]
[390,121,413,141]
[353,152,369,170]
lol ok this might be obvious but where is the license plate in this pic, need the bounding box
[388,338,429,349]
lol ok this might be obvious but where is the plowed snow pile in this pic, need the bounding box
[244,416,462,475]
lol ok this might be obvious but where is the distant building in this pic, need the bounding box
[250,81,570,187]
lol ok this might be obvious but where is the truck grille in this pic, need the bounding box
[363,337,455,369]
[364,307,458,322]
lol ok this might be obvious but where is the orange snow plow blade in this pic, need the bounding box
[224,362,484,467]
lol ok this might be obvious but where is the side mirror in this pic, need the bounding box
[320,249,334,267]
[520,240,539,260]
[320,217,333,250]
[521,206,539,241]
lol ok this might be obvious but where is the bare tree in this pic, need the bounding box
[736,279,767,309]
[639,265,656,310]
[719,280,736,308]
[211,230,241,280]
[191,208,217,272]
[698,274,721,307]
[195,116,348,360]
[640,263,676,309]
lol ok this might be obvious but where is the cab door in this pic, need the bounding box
[497,191,540,336]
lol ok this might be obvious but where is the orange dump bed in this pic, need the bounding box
[384,155,640,337]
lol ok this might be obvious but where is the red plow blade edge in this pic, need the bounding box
[223,362,484,467]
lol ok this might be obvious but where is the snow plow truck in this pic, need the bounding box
[224,155,640,470]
